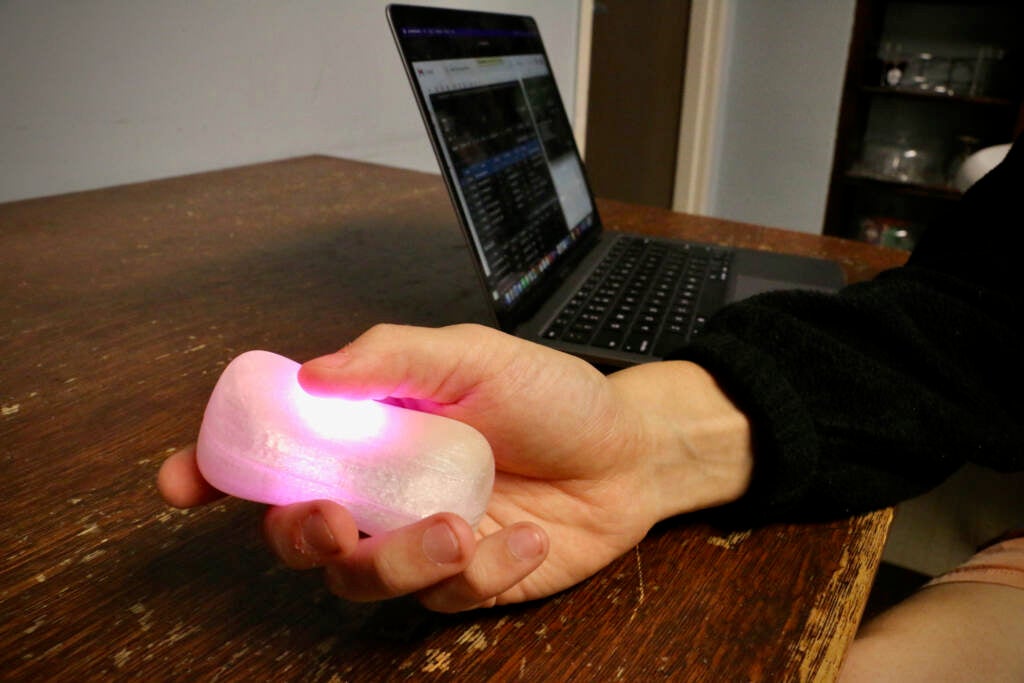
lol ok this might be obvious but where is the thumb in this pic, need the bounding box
[297,323,510,404]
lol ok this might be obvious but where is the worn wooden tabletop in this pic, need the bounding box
[0,156,903,681]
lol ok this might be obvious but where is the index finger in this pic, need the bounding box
[296,323,514,403]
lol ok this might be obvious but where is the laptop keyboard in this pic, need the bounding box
[541,236,732,357]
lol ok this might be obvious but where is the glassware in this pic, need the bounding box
[905,52,951,92]
[878,42,907,87]
[859,137,937,185]
[970,45,1005,97]
[858,216,918,251]
[947,58,974,96]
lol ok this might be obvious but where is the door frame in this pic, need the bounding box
[573,0,731,214]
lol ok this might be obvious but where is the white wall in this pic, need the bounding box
[2,1,860,235]
[0,0,580,203]
[707,0,855,234]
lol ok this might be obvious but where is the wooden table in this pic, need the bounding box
[0,157,904,681]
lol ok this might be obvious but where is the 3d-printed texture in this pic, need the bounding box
[196,350,494,534]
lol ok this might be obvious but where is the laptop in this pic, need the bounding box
[387,4,845,367]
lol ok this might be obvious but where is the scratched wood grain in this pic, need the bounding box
[0,157,900,681]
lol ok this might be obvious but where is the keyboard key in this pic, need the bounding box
[564,325,595,344]
[592,329,625,349]
[624,332,653,354]
[541,235,728,356]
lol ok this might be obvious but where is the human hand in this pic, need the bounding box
[158,323,752,611]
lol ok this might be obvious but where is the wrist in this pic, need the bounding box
[607,361,754,523]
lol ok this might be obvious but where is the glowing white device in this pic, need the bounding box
[196,350,494,535]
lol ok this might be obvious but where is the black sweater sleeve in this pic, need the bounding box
[671,138,1024,523]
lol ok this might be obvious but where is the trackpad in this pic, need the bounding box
[732,274,837,300]
[728,250,847,302]
[733,274,793,299]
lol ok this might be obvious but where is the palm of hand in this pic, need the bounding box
[422,344,657,605]
[475,470,653,605]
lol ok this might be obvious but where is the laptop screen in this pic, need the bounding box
[388,5,600,325]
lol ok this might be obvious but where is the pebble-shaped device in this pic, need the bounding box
[196,350,494,535]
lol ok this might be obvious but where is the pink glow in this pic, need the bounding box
[195,350,494,534]
[288,384,387,442]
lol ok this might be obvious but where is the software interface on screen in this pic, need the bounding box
[410,53,595,309]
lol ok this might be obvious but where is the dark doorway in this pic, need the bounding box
[585,1,692,208]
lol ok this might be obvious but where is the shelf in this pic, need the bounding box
[860,85,1015,108]
[824,0,1021,239]
[843,171,962,201]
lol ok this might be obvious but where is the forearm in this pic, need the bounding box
[673,139,1024,523]
[607,360,754,523]
[673,267,1024,522]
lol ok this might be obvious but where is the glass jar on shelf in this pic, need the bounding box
[877,41,908,87]
[855,134,942,186]
[858,216,919,251]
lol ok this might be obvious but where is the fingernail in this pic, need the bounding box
[507,526,544,561]
[298,349,353,392]
[300,511,339,556]
[307,346,352,370]
[422,521,461,565]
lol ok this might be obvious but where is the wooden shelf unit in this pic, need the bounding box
[824,0,1024,245]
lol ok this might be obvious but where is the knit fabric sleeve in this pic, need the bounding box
[671,138,1024,523]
